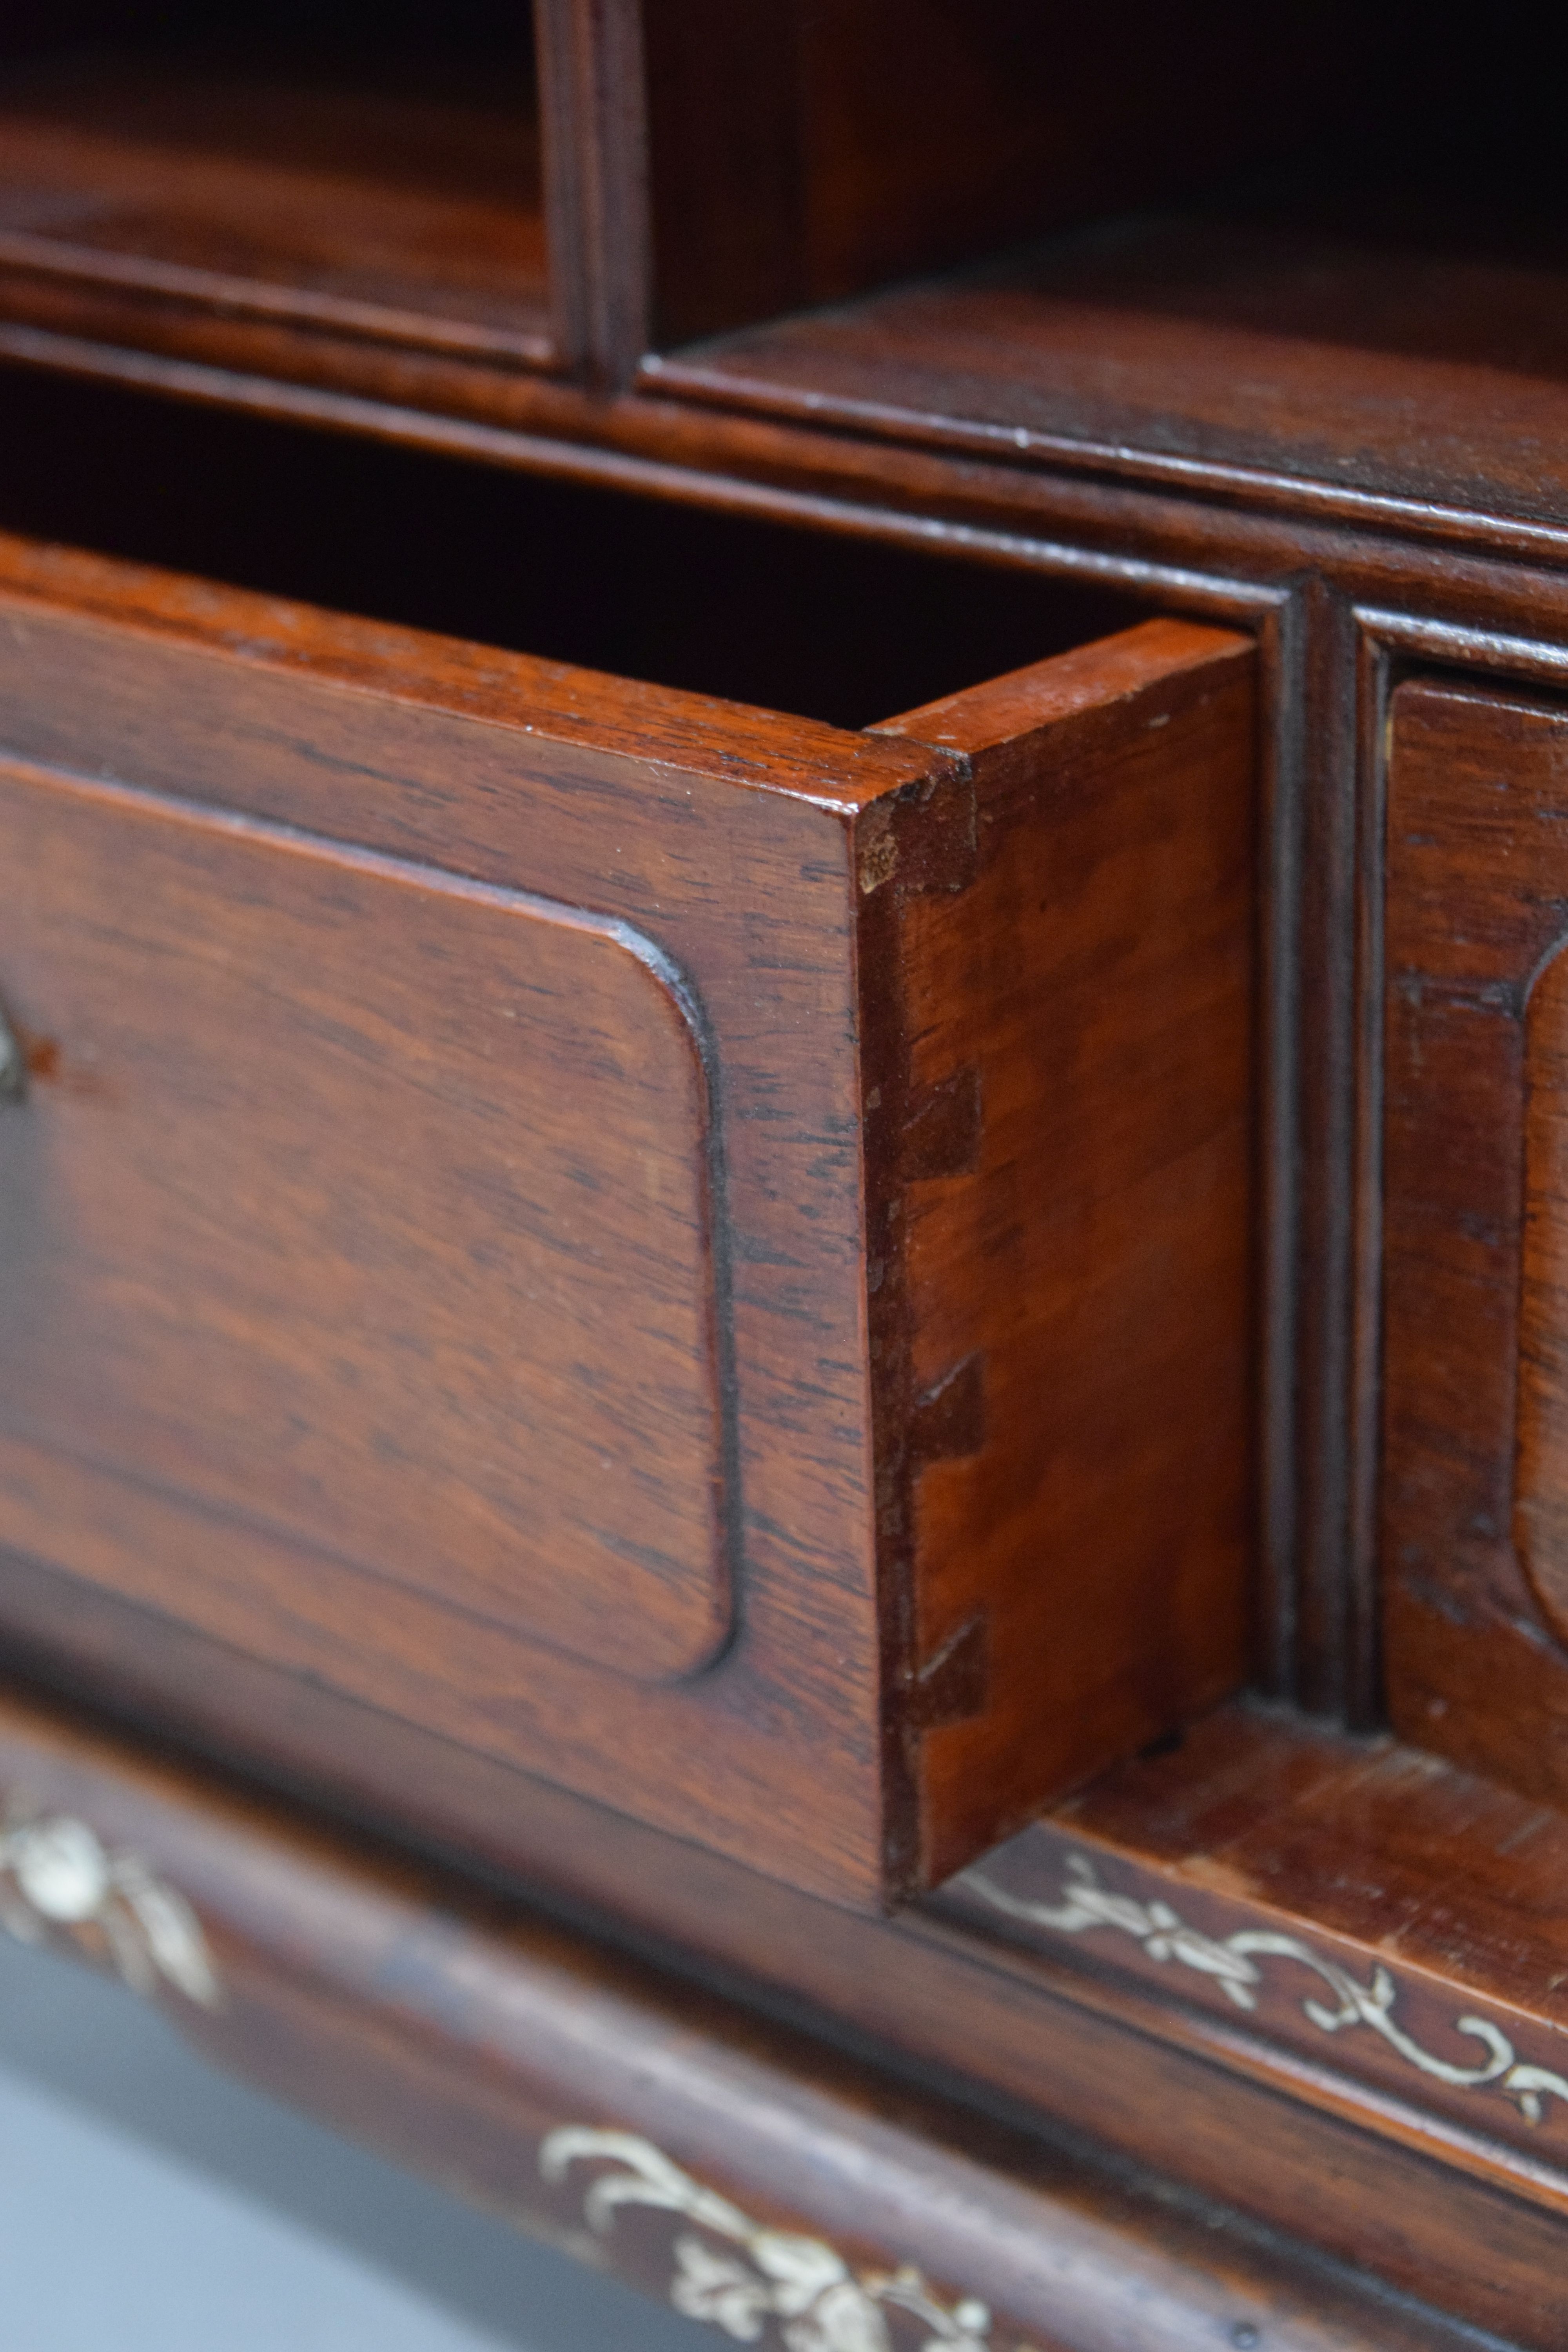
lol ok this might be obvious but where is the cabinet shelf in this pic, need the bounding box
[0,9,550,368]
[656,187,1568,544]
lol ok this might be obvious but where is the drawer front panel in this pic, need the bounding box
[0,543,909,1905]
[1518,940,1568,1636]
[0,757,730,1684]
[1383,676,1568,1797]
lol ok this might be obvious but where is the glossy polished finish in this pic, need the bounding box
[0,4,1367,387]
[878,624,1256,1879]
[0,1682,1500,2352]
[0,6,554,357]
[1,14,1567,2344]
[1381,677,1568,1804]
[0,534,1256,1906]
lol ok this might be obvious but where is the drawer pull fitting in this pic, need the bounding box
[0,999,23,1099]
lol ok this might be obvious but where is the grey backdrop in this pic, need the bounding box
[0,1927,712,2348]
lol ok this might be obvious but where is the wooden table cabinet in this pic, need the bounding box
[0,10,1565,2349]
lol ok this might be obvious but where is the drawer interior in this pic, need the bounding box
[0,2,548,365]
[0,365,1145,725]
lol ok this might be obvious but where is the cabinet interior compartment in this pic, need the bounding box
[637,0,1372,347]
[656,13,1568,548]
[1060,22,1568,386]
[0,1,549,366]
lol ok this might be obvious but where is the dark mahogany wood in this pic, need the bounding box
[1380,675,1568,1804]
[2,22,1567,2338]
[948,1703,1568,2208]
[635,1,1355,350]
[11,289,1568,1761]
[0,1680,1527,2352]
[650,221,1568,555]
[10,1581,1568,2347]
[536,0,647,379]
[0,3,1374,389]
[0,24,552,367]
[0,534,1257,1906]
[0,772,730,1685]
[878,627,1256,1880]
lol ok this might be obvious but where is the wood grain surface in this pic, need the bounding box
[0,21,1564,2343]
[0,532,1258,1905]
[653,199,1568,550]
[1518,946,1568,1638]
[0,3,1364,382]
[0,0,1555,588]
[636,0,1352,348]
[878,622,1257,1880]
[0,530,931,1907]
[0,764,730,1682]
[947,1702,1568,2205]
[0,41,552,365]
[7,1586,1566,2346]
[1382,676,1568,1804]
[0,1680,1522,2352]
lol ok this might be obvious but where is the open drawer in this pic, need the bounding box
[0,513,1256,1908]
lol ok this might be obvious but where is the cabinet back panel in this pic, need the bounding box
[0,6,546,363]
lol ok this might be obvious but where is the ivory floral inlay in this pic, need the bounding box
[541,2128,1028,2351]
[967,1851,1568,2126]
[0,1795,220,2007]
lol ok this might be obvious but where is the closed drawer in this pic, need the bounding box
[1383,675,1568,1804]
[0,531,1255,1906]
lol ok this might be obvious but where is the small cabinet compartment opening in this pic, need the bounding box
[1071,25,1568,392]
[0,2,548,366]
